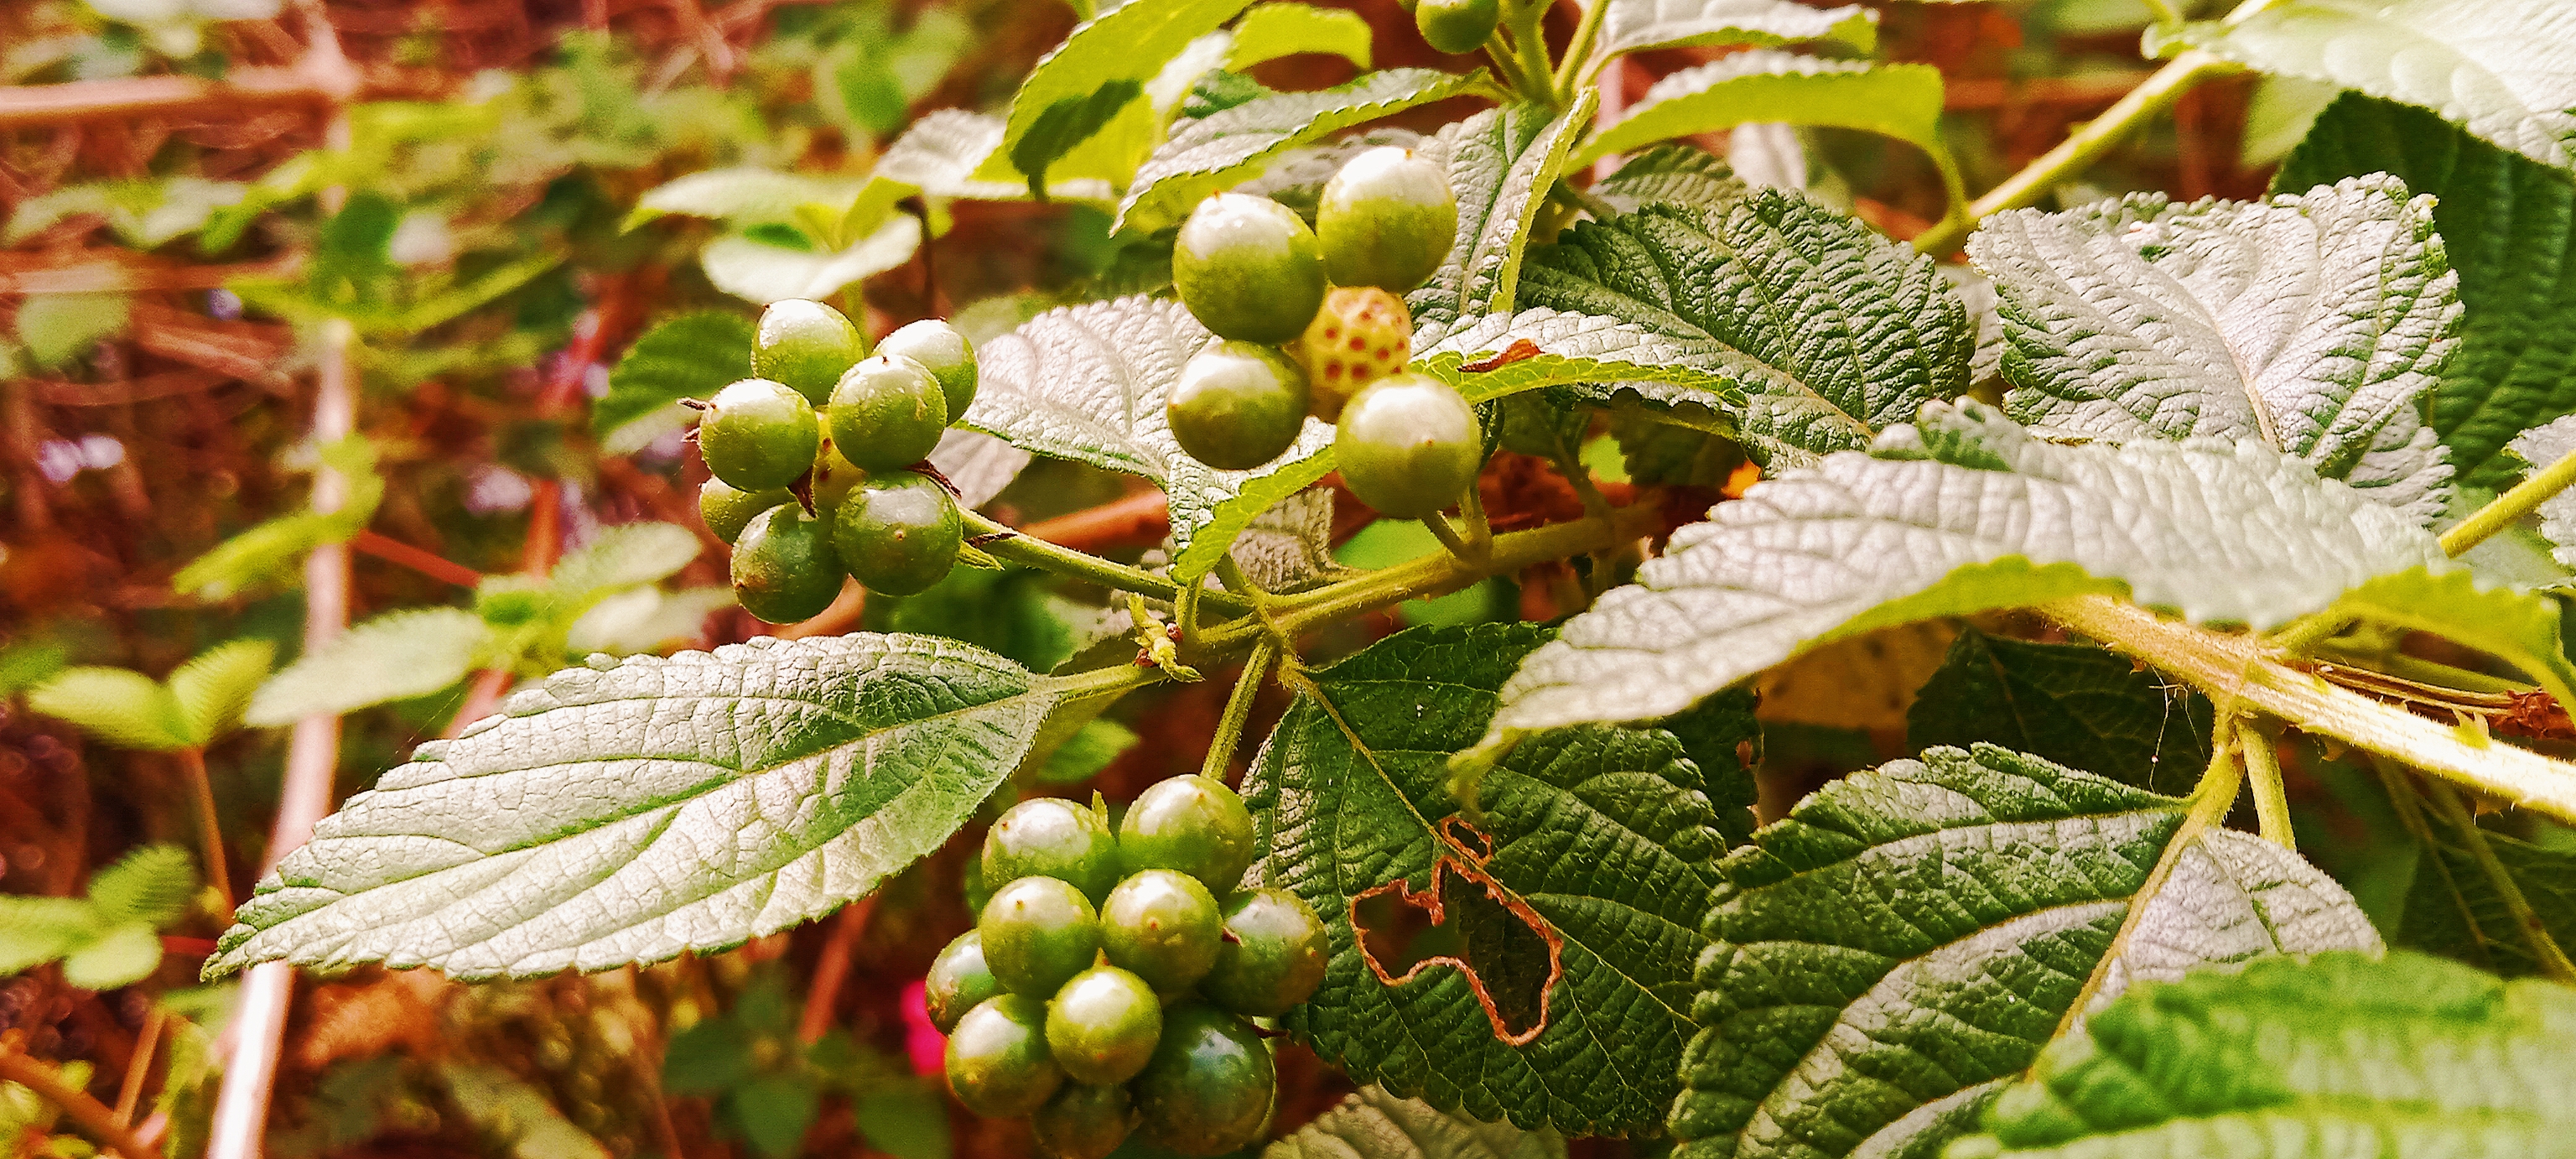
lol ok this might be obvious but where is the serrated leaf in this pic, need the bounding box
[1905,628,2213,793]
[1118,68,1484,234]
[595,312,757,453]
[167,639,274,747]
[210,634,1063,979]
[1487,401,2445,738]
[1590,145,1748,215]
[1224,486,1348,593]
[624,168,870,231]
[979,0,1260,188]
[1228,3,1372,70]
[927,429,1031,510]
[1411,308,1746,405]
[16,293,132,369]
[1971,175,2461,523]
[2400,825,2576,980]
[1753,622,1955,732]
[1518,194,1972,465]
[84,843,195,931]
[700,217,922,305]
[1950,951,2576,1157]
[2147,0,2576,170]
[1266,1087,1565,1159]
[2281,96,2576,487]
[1571,54,1946,176]
[2514,415,2576,567]
[1672,745,2379,1159]
[245,607,490,726]
[548,522,703,609]
[1596,0,1872,60]
[1410,96,1599,329]
[878,111,1118,204]
[1243,623,1747,1136]
[2331,567,2576,711]
[28,668,187,751]
[62,923,165,990]
[1234,128,1426,217]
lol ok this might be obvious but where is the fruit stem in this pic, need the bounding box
[1505,2,1557,107]
[2236,719,2294,849]
[1551,0,1610,103]
[1422,512,1487,564]
[1202,638,1278,782]
[961,510,1253,616]
[1483,32,1545,103]
[1230,502,1657,644]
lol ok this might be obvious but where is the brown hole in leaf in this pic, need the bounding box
[1461,340,1542,374]
[1348,816,1560,1046]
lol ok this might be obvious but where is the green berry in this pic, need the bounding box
[878,319,979,421]
[984,797,1122,904]
[1168,341,1312,471]
[1099,869,1223,995]
[1134,1004,1275,1157]
[979,876,1100,997]
[699,378,821,491]
[827,353,948,472]
[699,477,792,543]
[1044,965,1163,1084]
[1415,0,1498,55]
[1291,287,1415,422]
[809,438,864,516]
[1173,193,1329,344]
[753,299,866,406]
[833,470,963,595]
[730,505,843,624]
[1032,1084,1137,1159]
[1317,148,1457,294]
[1333,372,1482,520]
[1119,775,1258,892]
[1202,889,1328,1016]
[946,995,1064,1118]
[926,929,1003,1035]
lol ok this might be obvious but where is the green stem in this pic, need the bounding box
[2236,720,2294,849]
[1201,638,1278,781]
[2052,734,2246,1040]
[963,511,1251,616]
[174,746,233,910]
[1422,512,1486,564]
[2423,777,2576,986]
[1483,33,1545,103]
[1505,0,1557,108]
[2442,444,2576,557]
[1553,0,1610,102]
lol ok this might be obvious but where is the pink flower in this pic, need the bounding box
[900,980,943,1076]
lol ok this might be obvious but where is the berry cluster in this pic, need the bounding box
[1166,148,1483,521]
[694,299,983,622]
[927,777,1327,1159]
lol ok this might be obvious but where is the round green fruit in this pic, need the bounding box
[730,505,843,624]
[1168,341,1311,471]
[1415,0,1498,54]
[979,876,1101,997]
[1333,372,1481,520]
[752,299,866,406]
[984,797,1121,904]
[946,995,1064,1118]
[1317,148,1457,293]
[1119,775,1258,892]
[1032,1084,1137,1159]
[1134,1004,1275,1157]
[699,477,792,543]
[1173,193,1329,344]
[827,353,948,472]
[1098,869,1223,995]
[832,470,962,595]
[699,378,821,491]
[1044,965,1163,1084]
[808,438,864,516]
[1202,888,1328,1016]
[878,319,979,420]
[926,929,1003,1035]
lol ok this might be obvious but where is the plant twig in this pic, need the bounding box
[2421,777,2576,985]
[1021,490,1173,552]
[173,747,233,910]
[112,1008,164,1127]
[351,531,483,588]
[0,1049,155,1159]
[2050,732,2245,1040]
[797,897,879,1046]
[1201,639,1278,782]
[963,510,1251,616]
[2236,720,2294,849]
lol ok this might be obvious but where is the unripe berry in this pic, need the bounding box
[1119,775,1258,892]
[834,470,963,595]
[984,796,1121,904]
[1133,1004,1275,1157]
[1415,0,1498,55]
[1334,372,1481,520]
[979,876,1100,997]
[827,354,948,472]
[877,319,979,421]
[1099,869,1223,995]
[1032,1084,1137,1159]
[1317,148,1457,293]
[730,505,842,624]
[1044,965,1163,1084]
[699,477,792,544]
[699,378,821,491]
[946,995,1064,1117]
[926,929,1003,1034]
[1292,287,1414,422]
[752,299,866,406]
[1173,193,1329,344]
[1168,340,1312,471]
[1202,888,1329,1016]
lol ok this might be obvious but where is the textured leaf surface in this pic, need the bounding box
[1950,952,2575,1157]
[876,110,1116,203]
[2330,566,2576,709]
[927,429,1031,510]
[1905,628,2212,793]
[1118,68,1480,233]
[1266,1087,1565,1159]
[210,634,1059,979]
[1226,3,1373,70]
[2149,0,2576,169]
[1243,624,1753,1136]
[979,0,1257,186]
[1671,746,2379,1159]
[1410,96,1598,329]
[1517,195,1971,465]
[2279,95,2576,488]
[247,608,490,726]
[168,639,273,747]
[1971,175,2460,522]
[2400,828,2576,980]
[1590,145,1748,215]
[1488,401,2445,736]
[1225,488,1347,593]
[1574,54,1945,172]
[596,312,756,454]
[2513,416,2576,567]
[1595,0,1872,59]
[1413,309,1745,404]
[27,668,187,751]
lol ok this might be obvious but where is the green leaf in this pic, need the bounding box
[566,587,733,657]
[209,634,1063,979]
[1227,3,1373,70]
[1971,175,2461,522]
[1410,96,1600,329]
[245,607,490,726]
[0,896,97,975]
[878,111,1117,203]
[1485,401,2445,737]
[3,177,247,248]
[1034,717,1140,784]
[1948,951,2576,1158]
[548,522,703,610]
[979,0,1261,188]
[595,312,758,454]
[89,845,195,929]
[1117,68,1486,234]
[1673,745,2380,1159]
[172,434,387,600]
[853,1088,951,1159]
[2330,567,2576,710]
[1265,1087,1566,1159]
[2399,826,2576,980]
[2280,95,2576,488]
[1904,627,2213,793]
[15,293,132,369]
[929,429,1033,509]
[624,168,870,231]
[28,668,187,751]
[0,643,67,699]
[1517,195,1972,465]
[2513,415,2576,567]
[700,217,922,305]
[1594,0,1873,60]
[731,1074,820,1158]
[1571,53,1948,179]
[1224,487,1348,593]
[1242,623,1748,1136]
[62,923,165,990]
[1412,309,1747,406]
[167,639,274,747]
[1233,128,1426,218]
[1589,144,1748,215]
[2147,0,2576,170]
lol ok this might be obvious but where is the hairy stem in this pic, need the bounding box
[963,510,1252,616]
[2422,777,2576,985]
[2052,733,2246,1040]
[1506,1,1558,108]
[173,747,232,910]
[0,1050,155,1159]
[2444,443,2576,557]
[1554,0,1611,101]
[1236,504,1657,644]
[1202,639,1279,781]
[1422,512,1486,564]
[2236,720,2295,848]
